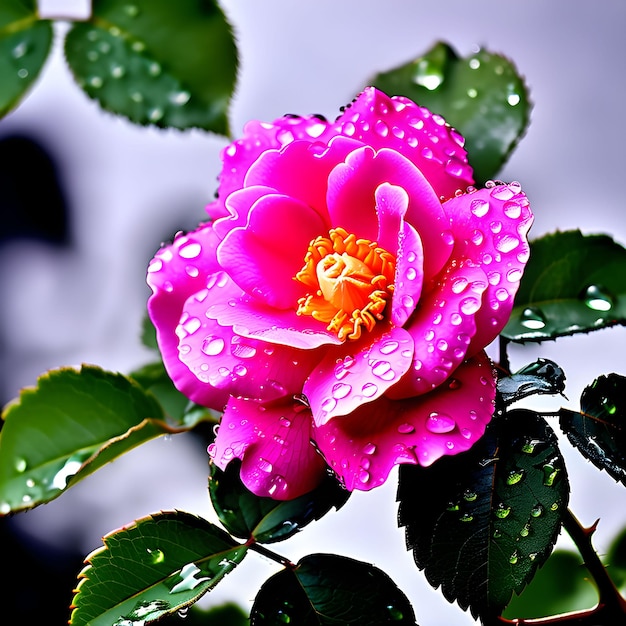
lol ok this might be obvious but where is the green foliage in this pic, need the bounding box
[251,554,417,625]
[70,511,247,626]
[503,230,626,342]
[497,358,566,408]
[130,360,219,428]
[371,41,531,184]
[0,365,170,513]
[560,373,626,486]
[398,410,569,620]
[209,460,350,543]
[64,0,238,134]
[502,550,597,619]
[159,602,249,625]
[0,0,53,117]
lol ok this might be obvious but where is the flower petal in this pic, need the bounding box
[213,185,276,240]
[206,293,342,349]
[327,146,452,282]
[177,273,327,402]
[147,227,229,409]
[314,350,495,491]
[388,261,488,399]
[391,221,424,328]
[244,136,362,221]
[305,326,414,426]
[210,396,328,499]
[332,87,474,199]
[217,193,326,308]
[444,183,533,354]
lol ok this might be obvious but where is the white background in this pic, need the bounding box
[1,1,626,624]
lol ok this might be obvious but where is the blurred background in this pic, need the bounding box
[1,0,625,623]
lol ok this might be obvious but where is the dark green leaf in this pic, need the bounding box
[209,460,350,544]
[130,360,219,428]
[370,41,531,184]
[251,553,417,625]
[0,0,53,117]
[502,230,626,342]
[497,358,566,408]
[502,550,597,619]
[159,602,248,625]
[398,410,569,620]
[141,313,159,351]
[0,365,171,514]
[559,373,626,486]
[70,511,247,626]
[64,0,238,133]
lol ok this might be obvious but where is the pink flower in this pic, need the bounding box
[147,87,533,500]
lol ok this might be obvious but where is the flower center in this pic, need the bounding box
[294,227,396,341]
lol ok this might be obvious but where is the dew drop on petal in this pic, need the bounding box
[332,383,352,399]
[470,198,490,217]
[201,336,225,356]
[397,422,415,434]
[426,412,456,433]
[361,382,378,397]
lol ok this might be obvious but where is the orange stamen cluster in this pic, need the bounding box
[295,227,396,341]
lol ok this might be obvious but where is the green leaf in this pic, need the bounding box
[0,365,171,514]
[251,553,418,625]
[209,460,350,544]
[398,410,569,620]
[559,373,626,486]
[70,511,247,626]
[0,0,53,117]
[130,360,219,428]
[606,526,626,593]
[64,0,238,133]
[370,41,531,184]
[502,550,597,619]
[502,230,626,342]
[497,358,566,408]
[159,602,248,625]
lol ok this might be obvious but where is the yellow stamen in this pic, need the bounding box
[294,227,396,341]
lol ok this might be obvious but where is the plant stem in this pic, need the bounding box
[247,540,295,569]
[495,508,626,625]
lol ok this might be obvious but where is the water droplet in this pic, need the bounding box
[124,4,140,17]
[397,422,415,434]
[148,107,164,122]
[387,605,404,621]
[506,267,523,282]
[495,503,511,519]
[507,93,521,106]
[380,340,399,354]
[426,412,456,433]
[361,382,378,397]
[170,90,191,106]
[543,463,560,486]
[581,284,614,312]
[371,360,395,380]
[12,41,28,59]
[495,233,520,253]
[321,397,337,413]
[332,382,352,399]
[470,198,490,217]
[111,63,125,78]
[147,548,165,564]
[363,442,377,455]
[471,229,484,245]
[460,297,480,315]
[201,336,224,356]
[405,267,417,280]
[459,513,474,522]
[530,504,544,518]
[520,307,546,330]
[15,458,27,473]
[258,457,273,473]
[506,469,525,485]
[88,75,103,88]
[463,489,477,502]
[131,40,145,52]
[509,551,519,564]
[550,501,559,511]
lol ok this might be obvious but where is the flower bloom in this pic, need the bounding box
[147,87,533,499]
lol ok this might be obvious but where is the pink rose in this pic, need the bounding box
[147,87,533,500]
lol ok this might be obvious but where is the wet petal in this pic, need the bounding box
[245,136,362,221]
[213,185,276,240]
[444,183,533,353]
[305,326,414,426]
[332,87,474,199]
[327,146,452,282]
[390,221,424,328]
[217,193,326,308]
[147,227,228,409]
[206,293,342,349]
[388,261,488,398]
[314,350,495,491]
[211,396,328,499]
